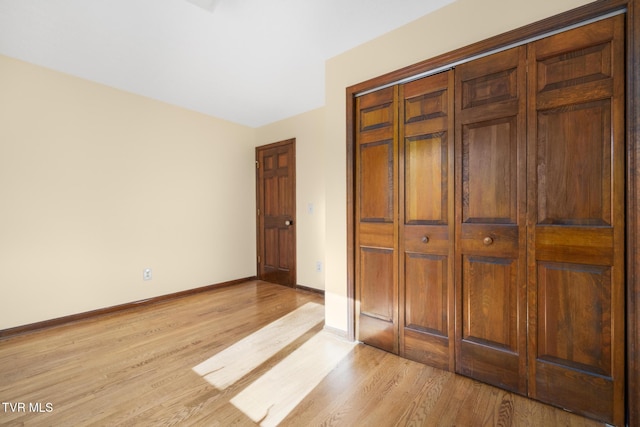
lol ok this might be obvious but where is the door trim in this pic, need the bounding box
[256,138,297,287]
[346,1,639,425]
[354,10,625,98]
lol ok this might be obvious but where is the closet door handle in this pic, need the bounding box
[285,220,293,226]
[483,236,494,246]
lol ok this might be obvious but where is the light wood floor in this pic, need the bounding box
[0,280,605,426]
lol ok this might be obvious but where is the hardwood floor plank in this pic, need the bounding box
[394,365,453,425]
[0,280,606,426]
[279,344,389,426]
[230,331,355,426]
[193,302,324,389]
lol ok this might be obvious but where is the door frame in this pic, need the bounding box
[346,1,639,425]
[256,138,297,287]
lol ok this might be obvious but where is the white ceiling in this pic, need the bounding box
[0,0,454,127]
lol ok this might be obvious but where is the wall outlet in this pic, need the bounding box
[315,261,322,273]
[143,268,152,281]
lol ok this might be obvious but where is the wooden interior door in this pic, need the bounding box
[399,71,455,370]
[454,46,528,394]
[256,139,296,287]
[355,86,399,354]
[527,16,625,426]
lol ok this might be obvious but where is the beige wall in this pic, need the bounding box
[256,108,326,290]
[0,55,257,329]
[323,0,596,332]
[0,0,598,332]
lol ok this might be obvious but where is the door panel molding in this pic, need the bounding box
[399,71,455,371]
[526,15,625,424]
[347,1,639,425]
[256,139,296,287]
[355,86,399,355]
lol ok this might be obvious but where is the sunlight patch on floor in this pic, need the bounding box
[192,302,324,389]
[230,330,356,427]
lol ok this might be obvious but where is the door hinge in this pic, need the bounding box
[257,255,261,263]
[257,208,260,216]
[255,160,260,169]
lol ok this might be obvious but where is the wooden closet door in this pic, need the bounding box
[454,46,528,394]
[399,71,455,370]
[527,16,625,426]
[355,86,399,354]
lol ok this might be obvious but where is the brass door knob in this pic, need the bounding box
[483,236,494,246]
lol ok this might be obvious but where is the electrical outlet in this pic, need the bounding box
[143,268,152,281]
[315,261,322,273]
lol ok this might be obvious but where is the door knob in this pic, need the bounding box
[483,236,494,246]
[285,220,293,226]
[421,236,429,243]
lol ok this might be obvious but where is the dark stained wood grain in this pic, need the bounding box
[346,2,640,425]
[399,71,455,371]
[256,139,297,287]
[355,87,399,354]
[454,46,528,395]
[527,15,626,426]
[627,1,640,426]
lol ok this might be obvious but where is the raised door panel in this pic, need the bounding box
[537,102,611,225]
[405,134,447,224]
[358,247,396,350]
[399,71,455,371]
[462,256,518,352]
[356,86,399,354]
[455,46,527,394]
[458,255,521,391]
[461,117,518,224]
[360,140,394,222]
[404,254,447,335]
[527,16,625,426]
[537,262,612,376]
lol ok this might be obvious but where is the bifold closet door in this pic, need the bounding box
[399,71,455,371]
[454,46,528,394]
[353,13,626,425]
[355,86,399,354]
[527,15,625,426]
